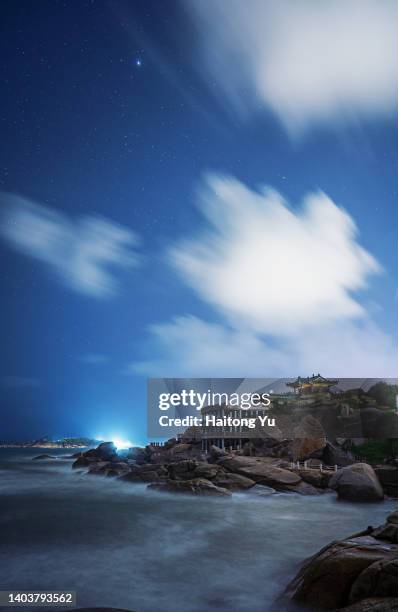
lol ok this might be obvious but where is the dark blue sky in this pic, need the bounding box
[1,0,397,443]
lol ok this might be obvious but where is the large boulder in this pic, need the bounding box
[282,480,322,496]
[293,436,326,461]
[95,441,117,461]
[330,463,384,502]
[217,455,302,491]
[299,468,332,489]
[208,445,229,461]
[79,442,118,463]
[285,532,390,609]
[293,416,326,460]
[72,455,98,469]
[87,461,130,477]
[167,460,199,480]
[284,511,398,610]
[194,462,225,480]
[119,464,168,483]
[148,478,231,497]
[212,472,256,491]
[125,447,148,464]
[349,558,398,603]
[375,467,398,498]
[322,441,355,467]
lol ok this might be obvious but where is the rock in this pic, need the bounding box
[375,467,398,498]
[330,463,384,502]
[87,461,130,477]
[299,468,332,489]
[169,443,192,454]
[119,464,168,483]
[218,455,301,491]
[105,462,130,477]
[168,460,199,480]
[32,454,56,460]
[83,448,100,458]
[72,456,99,469]
[322,441,354,467]
[212,472,256,491]
[282,480,322,496]
[87,461,111,474]
[245,438,293,460]
[125,447,148,464]
[293,416,326,460]
[148,478,231,497]
[340,598,398,611]
[293,436,326,461]
[373,523,398,544]
[194,462,224,480]
[284,532,397,609]
[349,558,398,602]
[284,511,398,610]
[95,441,117,461]
[78,442,118,464]
[209,445,229,461]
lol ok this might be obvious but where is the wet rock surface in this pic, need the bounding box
[70,440,395,501]
[147,478,231,496]
[283,511,398,610]
[330,463,384,502]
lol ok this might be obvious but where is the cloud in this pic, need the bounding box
[0,376,41,388]
[132,175,397,377]
[0,192,141,298]
[132,315,398,377]
[186,0,398,133]
[170,175,380,336]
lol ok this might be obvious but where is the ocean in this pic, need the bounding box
[0,448,396,612]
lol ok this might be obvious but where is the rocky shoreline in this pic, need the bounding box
[282,510,398,611]
[33,438,398,611]
[55,437,398,502]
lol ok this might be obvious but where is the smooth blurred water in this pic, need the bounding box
[0,448,396,612]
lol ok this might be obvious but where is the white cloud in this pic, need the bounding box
[0,193,141,298]
[187,0,398,133]
[132,315,398,378]
[170,175,380,336]
[133,175,397,377]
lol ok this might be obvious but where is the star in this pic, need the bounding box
[135,58,142,67]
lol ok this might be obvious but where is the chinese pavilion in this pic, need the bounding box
[287,374,338,394]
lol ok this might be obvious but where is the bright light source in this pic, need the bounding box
[112,437,133,451]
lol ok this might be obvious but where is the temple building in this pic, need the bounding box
[287,374,338,395]
[199,403,276,453]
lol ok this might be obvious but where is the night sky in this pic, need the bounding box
[1,1,398,443]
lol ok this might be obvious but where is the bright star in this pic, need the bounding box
[135,58,142,67]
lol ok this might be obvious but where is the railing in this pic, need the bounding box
[290,460,338,472]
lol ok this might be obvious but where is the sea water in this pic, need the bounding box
[0,448,396,612]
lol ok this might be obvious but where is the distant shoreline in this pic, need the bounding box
[0,444,88,449]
